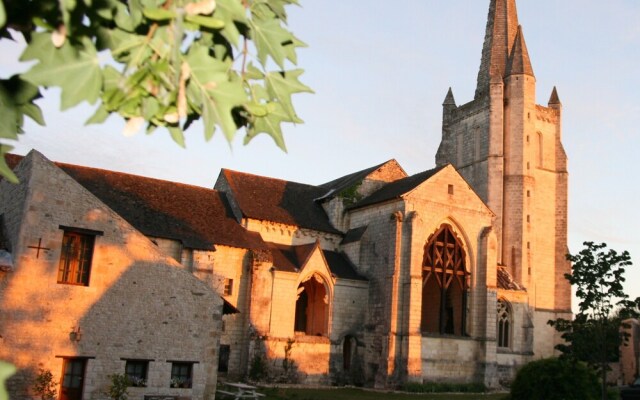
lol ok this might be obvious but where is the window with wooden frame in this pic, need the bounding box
[57,230,96,286]
[124,360,149,387]
[497,299,512,348]
[170,362,193,388]
[421,224,469,336]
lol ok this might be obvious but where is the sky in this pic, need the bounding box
[1,0,639,304]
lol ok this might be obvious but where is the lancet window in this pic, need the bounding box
[421,224,469,336]
[497,299,512,348]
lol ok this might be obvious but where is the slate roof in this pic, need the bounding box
[322,250,366,281]
[341,226,367,245]
[351,165,447,210]
[220,169,341,234]
[267,242,366,281]
[6,154,266,251]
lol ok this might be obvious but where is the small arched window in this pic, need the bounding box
[497,299,512,348]
[421,224,469,336]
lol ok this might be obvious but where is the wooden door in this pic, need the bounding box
[60,359,86,400]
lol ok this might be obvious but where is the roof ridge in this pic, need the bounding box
[56,161,216,192]
[222,168,319,189]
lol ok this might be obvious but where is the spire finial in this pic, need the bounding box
[475,0,521,98]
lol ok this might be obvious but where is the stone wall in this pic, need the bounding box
[0,152,221,400]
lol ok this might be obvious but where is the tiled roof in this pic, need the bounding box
[220,169,341,234]
[6,154,266,251]
[497,266,525,291]
[351,165,447,210]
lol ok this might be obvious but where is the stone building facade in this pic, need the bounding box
[0,0,572,397]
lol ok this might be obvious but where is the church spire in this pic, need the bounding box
[475,0,521,99]
[505,25,534,77]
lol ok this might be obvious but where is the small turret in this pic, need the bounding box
[548,86,561,107]
[442,87,457,125]
[443,87,456,109]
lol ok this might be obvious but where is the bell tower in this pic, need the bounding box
[435,0,571,358]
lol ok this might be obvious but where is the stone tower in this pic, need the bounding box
[435,0,571,357]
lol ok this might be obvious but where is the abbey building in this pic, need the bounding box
[0,0,571,398]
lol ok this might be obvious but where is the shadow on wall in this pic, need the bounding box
[0,234,221,399]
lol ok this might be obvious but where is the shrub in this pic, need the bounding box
[509,358,599,400]
[106,374,130,400]
[32,369,57,400]
[401,381,486,393]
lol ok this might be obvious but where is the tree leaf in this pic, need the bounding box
[86,104,110,125]
[0,146,18,184]
[22,34,101,110]
[167,125,186,147]
[20,103,45,126]
[185,44,245,140]
[250,16,292,69]
[0,0,6,29]
[265,69,312,119]
[214,0,247,46]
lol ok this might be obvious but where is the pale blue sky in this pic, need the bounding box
[2,1,639,303]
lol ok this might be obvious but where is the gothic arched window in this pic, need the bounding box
[421,224,469,336]
[497,299,512,348]
[294,274,329,336]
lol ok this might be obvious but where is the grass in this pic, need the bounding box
[257,387,509,400]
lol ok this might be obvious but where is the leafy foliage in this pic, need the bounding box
[0,0,311,181]
[32,368,57,400]
[0,361,16,400]
[509,358,600,400]
[106,373,130,400]
[548,242,640,400]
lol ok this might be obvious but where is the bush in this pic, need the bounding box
[509,358,599,400]
[401,381,486,393]
[32,369,57,400]
[106,374,130,400]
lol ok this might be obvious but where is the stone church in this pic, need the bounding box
[0,0,571,398]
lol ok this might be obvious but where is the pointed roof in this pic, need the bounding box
[443,87,456,106]
[267,241,366,280]
[548,86,561,105]
[475,0,521,98]
[218,169,341,234]
[317,159,407,201]
[505,25,534,77]
[350,165,447,210]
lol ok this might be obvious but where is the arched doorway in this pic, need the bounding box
[421,224,469,335]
